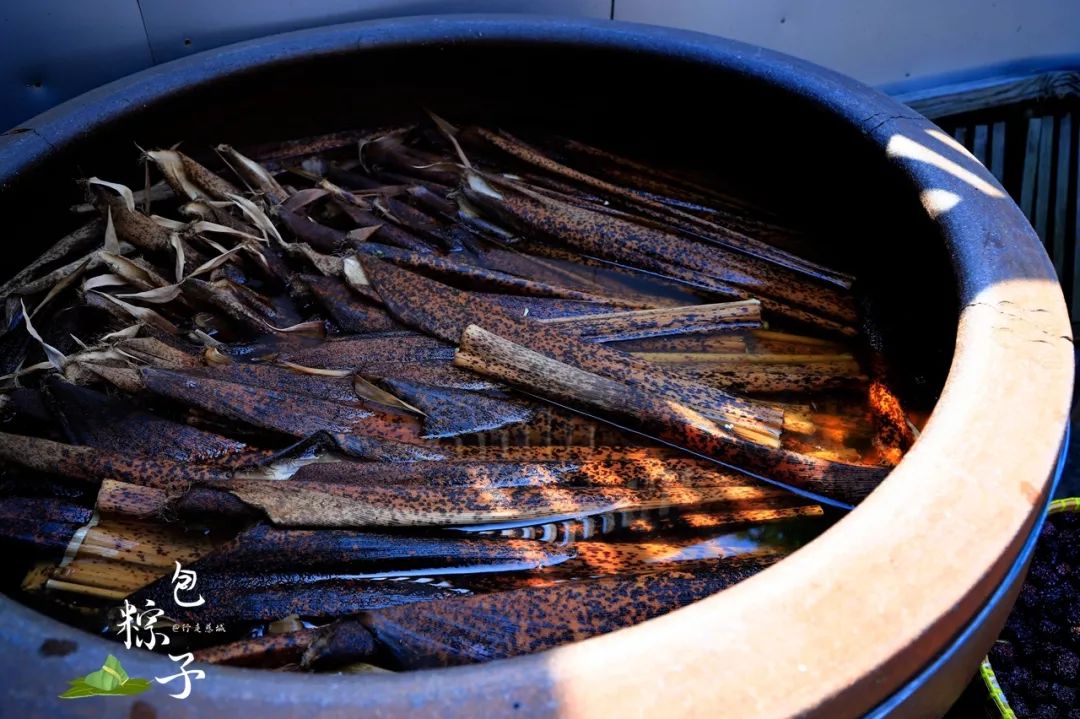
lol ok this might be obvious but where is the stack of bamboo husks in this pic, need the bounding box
[0,115,916,670]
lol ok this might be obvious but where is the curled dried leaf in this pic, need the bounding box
[228,193,282,244]
[465,170,503,200]
[216,144,288,205]
[145,149,205,201]
[21,299,66,370]
[99,252,166,290]
[87,178,135,212]
[283,243,343,278]
[187,244,246,279]
[100,325,141,342]
[168,233,185,283]
[345,226,380,245]
[203,346,232,366]
[318,179,369,208]
[427,110,470,169]
[353,375,425,416]
[116,284,183,304]
[90,291,179,334]
[104,208,121,254]
[151,215,187,231]
[263,319,326,337]
[284,188,330,211]
[0,360,54,383]
[188,220,266,244]
[276,361,352,378]
[342,256,369,288]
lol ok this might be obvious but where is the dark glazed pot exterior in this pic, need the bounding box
[0,16,1073,719]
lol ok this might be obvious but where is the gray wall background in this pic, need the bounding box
[3,1,1080,130]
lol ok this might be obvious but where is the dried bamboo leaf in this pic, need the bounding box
[0,495,93,558]
[290,455,759,493]
[427,110,471,168]
[189,244,248,279]
[83,274,129,292]
[71,182,172,214]
[216,144,288,205]
[265,319,326,336]
[284,188,330,211]
[87,178,135,212]
[146,149,203,200]
[556,537,784,577]
[345,226,381,245]
[116,284,183,304]
[150,215,187,231]
[352,375,425,416]
[21,300,66,369]
[116,243,248,304]
[168,232,185,282]
[470,500,822,545]
[46,515,219,598]
[638,353,867,393]
[343,256,369,288]
[188,220,266,244]
[100,324,141,342]
[160,523,571,577]
[278,332,454,370]
[275,361,352,378]
[228,193,282,244]
[0,360,53,384]
[103,207,121,254]
[80,364,142,392]
[90,292,179,334]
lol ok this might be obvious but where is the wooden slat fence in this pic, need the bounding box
[901,71,1080,322]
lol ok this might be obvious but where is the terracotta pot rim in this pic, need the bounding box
[0,16,1073,718]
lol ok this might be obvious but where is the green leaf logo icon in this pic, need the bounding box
[59,654,152,699]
